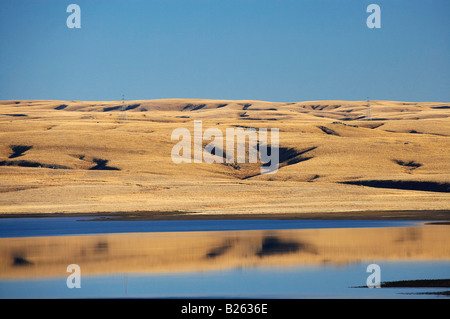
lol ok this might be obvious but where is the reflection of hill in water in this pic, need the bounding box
[0,224,449,279]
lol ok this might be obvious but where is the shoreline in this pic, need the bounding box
[0,209,449,221]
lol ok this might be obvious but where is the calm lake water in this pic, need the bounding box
[0,218,449,299]
[0,217,423,238]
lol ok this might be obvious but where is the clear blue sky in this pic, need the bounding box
[0,0,449,102]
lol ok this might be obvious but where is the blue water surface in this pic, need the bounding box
[0,217,424,238]
[1,261,449,299]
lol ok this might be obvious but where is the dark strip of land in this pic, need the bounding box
[0,210,449,221]
[341,180,450,193]
[353,279,450,296]
[380,279,450,288]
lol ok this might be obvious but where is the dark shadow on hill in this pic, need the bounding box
[252,145,316,176]
[2,114,28,117]
[0,160,71,169]
[276,146,316,167]
[89,158,120,170]
[9,145,33,158]
[341,180,450,193]
[103,106,121,112]
[206,145,227,161]
[125,104,141,111]
[431,105,450,109]
[394,160,422,173]
[308,174,320,182]
[242,145,316,179]
[317,126,340,136]
[54,104,68,110]
[331,121,359,128]
[201,136,316,179]
[394,160,422,168]
[368,123,385,129]
[182,103,206,111]
[340,116,367,121]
